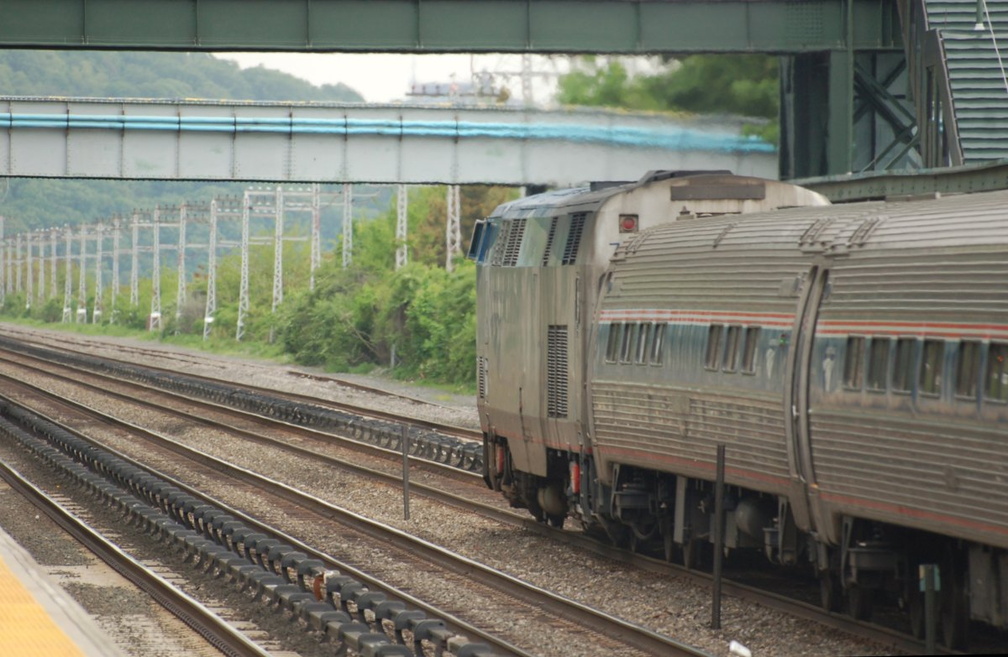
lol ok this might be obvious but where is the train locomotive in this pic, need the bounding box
[467,171,1008,647]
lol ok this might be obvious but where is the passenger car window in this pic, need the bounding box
[741,327,760,373]
[636,323,652,364]
[705,324,724,370]
[620,323,638,363]
[723,325,741,372]
[605,324,622,363]
[650,323,666,366]
[843,336,865,389]
[985,342,1007,403]
[892,338,916,393]
[956,340,981,398]
[919,339,943,396]
[866,337,890,391]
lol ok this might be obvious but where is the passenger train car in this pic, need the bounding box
[467,172,1008,647]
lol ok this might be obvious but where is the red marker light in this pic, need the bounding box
[619,214,639,233]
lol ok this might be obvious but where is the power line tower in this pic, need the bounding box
[236,192,250,341]
[445,185,462,272]
[93,223,103,323]
[341,183,353,268]
[25,232,33,309]
[149,207,161,331]
[61,227,73,323]
[396,185,408,270]
[76,224,87,323]
[110,219,120,322]
[203,199,219,341]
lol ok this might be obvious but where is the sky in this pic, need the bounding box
[215,52,573,105]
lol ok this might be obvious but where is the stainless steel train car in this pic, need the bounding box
[468,173,1008,648]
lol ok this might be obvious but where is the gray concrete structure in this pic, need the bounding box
[1,98,777,184]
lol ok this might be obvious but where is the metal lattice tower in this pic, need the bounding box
[176,205,187,323]
[310,184,321,290]
[49,229,57,301]
[236,192,250,341]
[25,233,33,308]
[0,218,5,306]
[77,224,87,323]
[341,183,353,268]
[149,207,161,331]
[445,185,462,273]
[396,185,408,270]
[61,228,72,323]
[34,232,43,306]
[203,199,218,341]
[130,213,140,307]
[14,233,22,294]
[111,220,120,321]
[272,186,284,314]
[93,223,103,323]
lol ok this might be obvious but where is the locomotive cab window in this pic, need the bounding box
[843,336,866,389]
[723,325,742,372]
[955,340,982,398]
[986,342,1008,403]
[919,339,944,396]
[866,337,890,392]
[605,324,622,363]
[892,338,916,394]
[705,324,724,370]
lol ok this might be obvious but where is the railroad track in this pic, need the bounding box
[0,457,273,657]
[0,373,710,657]
[0,329,967,655]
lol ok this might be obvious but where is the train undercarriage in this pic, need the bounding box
[483,432,1003,649]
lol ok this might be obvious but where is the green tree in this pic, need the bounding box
[558,55,779,143]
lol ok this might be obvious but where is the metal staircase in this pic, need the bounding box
[902,0,1008,165]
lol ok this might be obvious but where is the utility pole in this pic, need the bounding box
[130,212,140,307]
[49,229,57,301]
[176,204,187,324]
[310,183,321,290]
[25,232,33,308]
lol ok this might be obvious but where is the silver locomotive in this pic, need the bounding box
[468,172,1008,647]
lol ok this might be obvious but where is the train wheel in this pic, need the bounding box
[818,571,842,613]
[547,514,565,529]
[846,584,874,621]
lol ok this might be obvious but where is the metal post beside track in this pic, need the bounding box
[402,424,411,521]
[712,443,725,629]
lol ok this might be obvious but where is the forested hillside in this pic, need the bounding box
[0,51,363,233]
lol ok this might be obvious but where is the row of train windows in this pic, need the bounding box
[843,336,1008,402]
[705,324,761,374]
[604,322,667,365]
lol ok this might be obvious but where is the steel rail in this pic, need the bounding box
[0,459,273,657]
[0,371,710,657]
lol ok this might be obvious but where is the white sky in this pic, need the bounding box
[214,52,572,104]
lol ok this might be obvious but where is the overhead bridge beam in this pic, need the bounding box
[0,98,776,184]
[0,0,897,53]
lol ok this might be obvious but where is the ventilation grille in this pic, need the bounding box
[561,213,586,265]
[542,217,559,266]
[502,218,526,266]
[477,356,488,399]
[547,325,569,418]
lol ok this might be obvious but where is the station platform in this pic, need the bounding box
[0,525,121,657]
